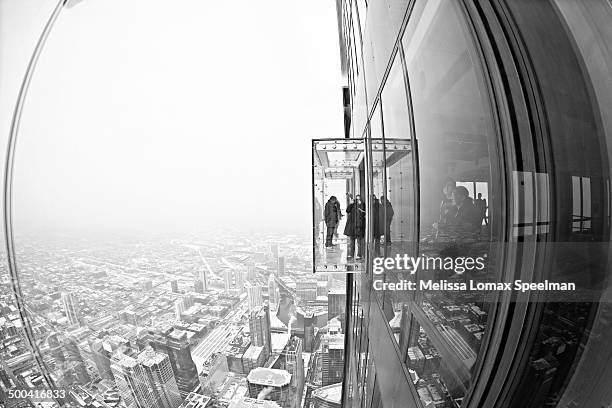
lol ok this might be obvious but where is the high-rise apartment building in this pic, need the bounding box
[245,282,264,311]
[249,304,272,356]
[61,292,82,327]
[198,267,208,292]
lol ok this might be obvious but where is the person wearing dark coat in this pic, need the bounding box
[344,194,366,259]
[380,196,394,244]
[324,196,341,247]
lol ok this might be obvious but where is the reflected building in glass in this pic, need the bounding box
[327,0,612,407]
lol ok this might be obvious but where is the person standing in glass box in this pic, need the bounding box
[345,194,365,260]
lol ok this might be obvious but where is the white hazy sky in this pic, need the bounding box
[0,0,343,237]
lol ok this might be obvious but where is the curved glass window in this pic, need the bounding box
[392,0,502,405]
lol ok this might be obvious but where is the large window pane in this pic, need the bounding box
[401,0,501,405]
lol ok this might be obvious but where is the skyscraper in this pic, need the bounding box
[111,348,182,408]
[174,299,185,321]
[152,328,200,398]
[138,349,183,408]
[170,280,179,293]
[268,274,279,307]
[249,304,272,356]
[245,282,263,311]
[327,289,346,320]
[277,256,285,276]
[61,292,82,327]
[281,337,304,406]
[320,334,344,387]
[198,267,208,292]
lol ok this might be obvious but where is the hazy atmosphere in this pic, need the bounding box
[0,0,343,236]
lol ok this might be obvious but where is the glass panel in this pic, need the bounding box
[382,53,411,142]
[398,0,502,405]
[313,139,367,273]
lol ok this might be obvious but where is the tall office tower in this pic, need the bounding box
[111,348,182,408]
[170,280,179,293]
[174,299,185,321]
[282,337,305,406]
[247,263,257,281]
[268,274,279,306]
[320,334,344,386]
[61,292,82,327]
[194,280,204,294]
[223,269,232,291]
[246,367,292,408]
[245,282,263,311]
[296,280,317,302]
[198,267,208,292]
[138,348,183,408]
[249,304,272,356]
[270,244,279,259]
[277,256,285,276]
[237,269,246,292]
[303,313,315,352]
[157,329,200,398]
[88,332,114,380]
[327,289,346,320]
[112,352,159,408]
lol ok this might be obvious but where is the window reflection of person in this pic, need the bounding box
[474,193,487,226]
[446,186,481,229]
[439,178,457,224]
[380,196,394,244]
[345,194,366,260]
[324,196,340,247]
[433,186,481,241]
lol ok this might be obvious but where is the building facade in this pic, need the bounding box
[330,0,612,407]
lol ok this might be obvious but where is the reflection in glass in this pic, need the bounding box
[398,0,501,405]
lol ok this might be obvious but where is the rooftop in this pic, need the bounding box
[246,367,291,387]
[312,383,342,404]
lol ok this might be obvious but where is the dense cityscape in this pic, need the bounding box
[0,232,346,408]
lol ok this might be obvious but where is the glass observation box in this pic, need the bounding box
[312,138,413,273]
